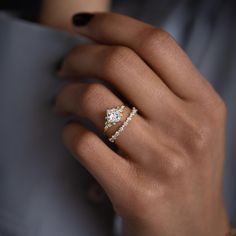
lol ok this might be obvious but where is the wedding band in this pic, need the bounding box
[108,107,138,143]
[104,105,125,132]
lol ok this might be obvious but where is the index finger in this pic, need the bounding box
[72,12,213,100]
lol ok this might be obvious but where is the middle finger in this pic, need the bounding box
[59,44,177,118]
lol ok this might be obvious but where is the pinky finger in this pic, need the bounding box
[62,122,131,197]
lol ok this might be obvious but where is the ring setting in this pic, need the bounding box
[104,105,138,143]
[104,105,125,132]
[109,107,138,143]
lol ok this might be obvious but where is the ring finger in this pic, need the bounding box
[54,82,151,158]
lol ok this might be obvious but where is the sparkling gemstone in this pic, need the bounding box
[106,108,121,123]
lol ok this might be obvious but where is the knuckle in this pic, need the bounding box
[101,46,134,77]
[191,126,211,152]
[211,95,227,120]
[203,90,227,121]
[139,27,173,51]
[178,111,213,154]
[147,140,188,179]
[160,151,187,179]
[184,120,212,154]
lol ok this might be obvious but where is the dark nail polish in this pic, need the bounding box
[72,13,94,27]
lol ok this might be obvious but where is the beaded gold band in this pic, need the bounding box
[104,105,125,133]
[109,107,138,143]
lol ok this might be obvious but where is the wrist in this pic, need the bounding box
[122,208,230,236]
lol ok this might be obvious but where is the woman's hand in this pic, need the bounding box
[54,13,230,236]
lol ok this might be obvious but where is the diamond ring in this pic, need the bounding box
[104,105,125,132]
[108,107,138,143]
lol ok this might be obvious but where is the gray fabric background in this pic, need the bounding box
[0,0,236,235]
[0,14,114,236]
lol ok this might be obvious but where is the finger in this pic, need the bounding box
[60,44,177,116]
[39,0,110,32]
[63,122,132,198]
[55,83,150,159]
[71,12,213,100]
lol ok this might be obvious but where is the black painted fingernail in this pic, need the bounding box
[72,13,94,27]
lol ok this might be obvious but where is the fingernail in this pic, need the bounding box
[72,13,94,27]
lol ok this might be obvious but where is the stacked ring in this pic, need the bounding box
[104,105,125,132]
[104,106,138,143]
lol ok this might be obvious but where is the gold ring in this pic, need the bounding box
[104,105,125,133]
[108,107,138,143]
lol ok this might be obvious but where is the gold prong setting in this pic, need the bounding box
[104,105,125,132]
[109,107,138,143]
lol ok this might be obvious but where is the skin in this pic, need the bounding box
[52,12,231,236]
[39,0,110,31]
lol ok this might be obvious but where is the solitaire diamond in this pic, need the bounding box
[106,108,121,123]
[104,105,125,133]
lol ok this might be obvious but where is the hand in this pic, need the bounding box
[54,12,230,236]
